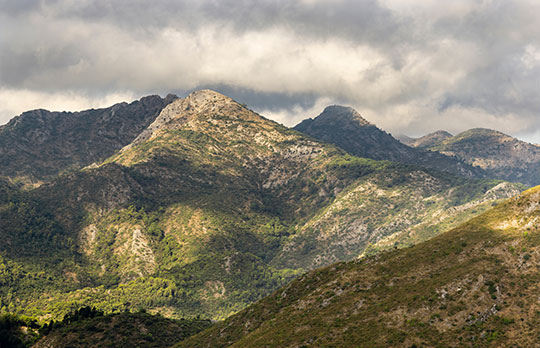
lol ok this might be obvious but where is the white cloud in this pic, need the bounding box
[258,97,335,127]
[0,88,136,124]
[2,0,540,141]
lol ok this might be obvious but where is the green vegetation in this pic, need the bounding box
[0,95,175,184]
[178,186,540,348]
[0,313,40,348]
[294,105,483,179]
[34,309,211,348]
[0,306,211,348]
[0,90,523,330]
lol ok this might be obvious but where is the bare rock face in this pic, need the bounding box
[132,90,241,144]
[0,89,523,324]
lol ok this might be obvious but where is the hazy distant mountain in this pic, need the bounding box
[401,130,453,148]
[394,133,414,144]
[179,185,540,348]
[0,90,519,323]
[294,106,482,178]
[0,94,177,184]
[409,128,540,186]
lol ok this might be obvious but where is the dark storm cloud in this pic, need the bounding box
[1,0,540,140]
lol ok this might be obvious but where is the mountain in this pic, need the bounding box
[0,90,520,323]
[178,185,540,348]
[294,106,482,178]
[412,128,540,187]
[33,310,211,348]
[394,133,414,144]
[401,130,453,148]
[0,94,177,184]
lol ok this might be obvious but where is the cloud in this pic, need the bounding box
[0,88,136,123]
[1,0,540,141]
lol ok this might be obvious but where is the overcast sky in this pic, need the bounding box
[2,0,540,141]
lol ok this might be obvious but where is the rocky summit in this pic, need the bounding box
[0,90,530,348]
[402,130,454,149]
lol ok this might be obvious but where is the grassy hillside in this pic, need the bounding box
[179,186,540,348]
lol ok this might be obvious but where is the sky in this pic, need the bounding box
[2,0,540,142]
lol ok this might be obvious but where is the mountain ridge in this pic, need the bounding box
[402,130,453,148]
[408,128,540,186]
[0,94,177,184]
[294,106,483,179]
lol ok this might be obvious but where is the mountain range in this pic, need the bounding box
[403,128,540,186]
[0,89,535,347]
[294,106,483,179]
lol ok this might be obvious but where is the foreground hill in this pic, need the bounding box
[294,106,481,178]
[33,311,210,348]
[0,94,176,184]
[0,91,520,322]
[178,185,540,348]
[408,128,540,187]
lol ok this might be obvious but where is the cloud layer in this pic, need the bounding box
[1,0,540,141]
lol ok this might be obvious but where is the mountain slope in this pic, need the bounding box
[33,311,211,348]
[0,94,176,184]
[421,128,540,186]
[0,91,520,322]
[294,106,482,178]
[178,185,540,348]
[402,130,453,148]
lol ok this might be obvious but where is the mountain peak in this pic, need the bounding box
[458,128,510,139]
[405,130,453,148]
[129,89,263,145]
[430,130,453,137]
[183,89,234,110]
[319,105,371,126]
[294,108,483,178]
